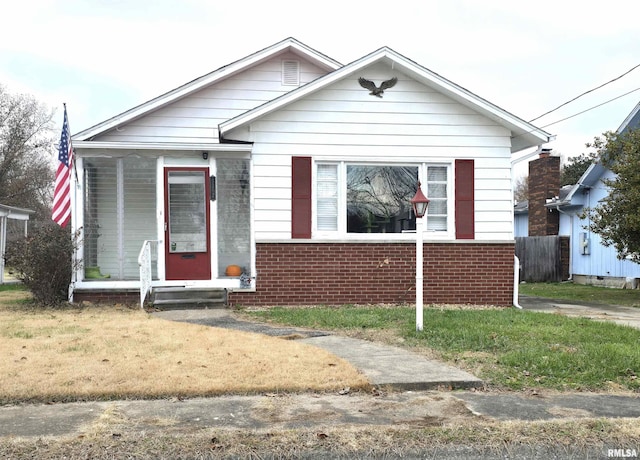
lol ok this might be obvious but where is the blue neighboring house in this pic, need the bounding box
[515,101,640,288]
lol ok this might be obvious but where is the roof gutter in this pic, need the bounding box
[72,141,253,152]
[511,145,547,165]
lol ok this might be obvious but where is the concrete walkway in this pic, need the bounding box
[153,308,483,390]
[2,390,639,439]
[301,335,481,390]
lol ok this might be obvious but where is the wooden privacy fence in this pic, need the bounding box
[515,236,570,283]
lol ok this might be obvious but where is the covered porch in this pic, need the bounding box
[70,143,254,299]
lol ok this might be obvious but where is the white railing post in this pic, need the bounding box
[138,240,156,309]
[514,255,523,309]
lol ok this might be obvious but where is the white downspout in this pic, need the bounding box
[513,255,522,309]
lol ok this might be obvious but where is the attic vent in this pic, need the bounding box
[282,60,300,86]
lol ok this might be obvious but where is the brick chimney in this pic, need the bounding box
[528,149,560,236]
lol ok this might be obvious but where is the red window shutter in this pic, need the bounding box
[455,159,474,239]
[291,156,312,239]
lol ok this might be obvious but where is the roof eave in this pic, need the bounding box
[220,49,388,135]
[617,101,640,134]
[220,47,553,150]
[73,141,253,152]
[73,38,342,142]
[578,163,606,188]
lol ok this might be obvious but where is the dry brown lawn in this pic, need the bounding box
[0,291,368,404]
[2,415,639,458]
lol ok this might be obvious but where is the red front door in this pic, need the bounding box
[164,168,211,280]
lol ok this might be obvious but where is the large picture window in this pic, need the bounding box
[347,165,418,233]
[316,162,449,235]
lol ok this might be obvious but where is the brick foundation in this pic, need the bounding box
[229,242,515,307]
[73,290,139,306]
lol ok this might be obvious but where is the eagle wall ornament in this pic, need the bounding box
[358,77,398,97]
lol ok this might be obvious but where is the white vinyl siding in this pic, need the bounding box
[568,169,640,279]
[94,52,329,144]
[228,62,513,241]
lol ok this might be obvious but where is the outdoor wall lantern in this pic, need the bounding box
[239,163,249,191]
[202,151,209,160]
[410,182,430,332]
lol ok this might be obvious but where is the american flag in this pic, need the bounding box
[52,107,73,227]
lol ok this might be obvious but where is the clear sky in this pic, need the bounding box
[1,0,639,177]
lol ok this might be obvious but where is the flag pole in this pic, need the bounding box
[62,103,79,186]
[62,102,80,303]
[53,103,78,302]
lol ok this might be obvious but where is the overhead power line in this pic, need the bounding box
[512,86,640,142]
[539,87,640,129]
[529,62,640,123]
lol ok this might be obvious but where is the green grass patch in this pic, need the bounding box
[251,305,411,330]
[0,283,26,292]
[248,306,640,391]
[520,282,640,307]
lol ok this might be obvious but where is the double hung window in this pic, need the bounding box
[316,162,450,236]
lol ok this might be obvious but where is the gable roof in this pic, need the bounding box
[618,100,640,134]
[73,38,342,141]
[522,100,638,213]
[545,163,607,209]
[517,183,575,213]
[549,100,639,209]
[220,46,553,153]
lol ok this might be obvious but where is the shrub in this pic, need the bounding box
[5,223,80,306]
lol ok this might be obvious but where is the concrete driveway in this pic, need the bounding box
[519,295,640,329]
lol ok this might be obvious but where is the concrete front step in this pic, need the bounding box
[152,288,227,310]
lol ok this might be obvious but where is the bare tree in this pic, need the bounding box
[513,175,529,203]
[0,85,55,219]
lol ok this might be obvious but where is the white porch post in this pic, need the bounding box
[0,216,6,284]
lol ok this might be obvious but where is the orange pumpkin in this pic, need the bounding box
[225,265,242,276]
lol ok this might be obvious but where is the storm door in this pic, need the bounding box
[164,168,211,280]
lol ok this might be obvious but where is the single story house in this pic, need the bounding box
[514,101,640,288]
[70,37,552,307]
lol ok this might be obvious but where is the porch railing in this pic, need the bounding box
[138,240,158,309]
